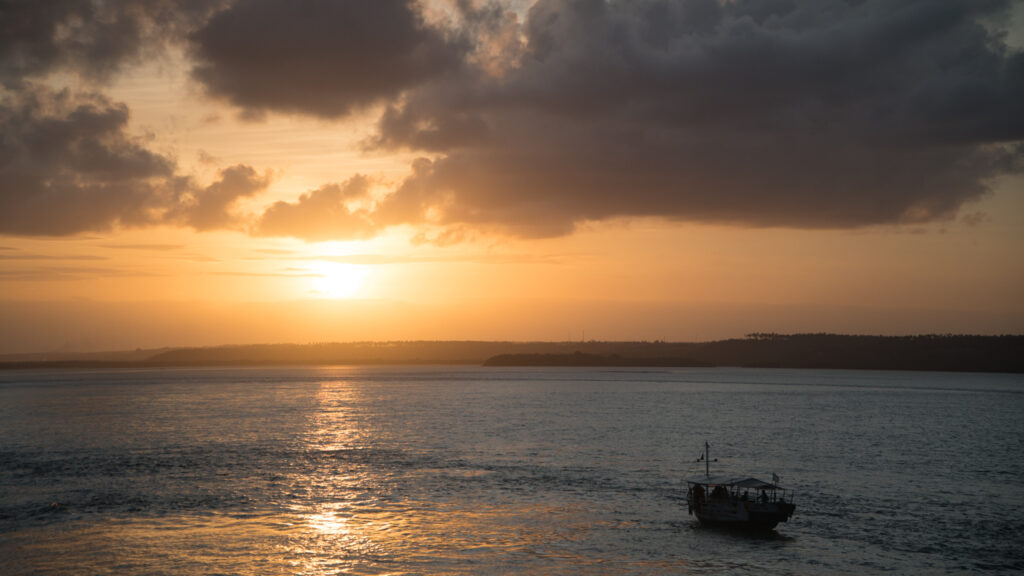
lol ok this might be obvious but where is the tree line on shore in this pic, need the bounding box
[2,334,1021,373]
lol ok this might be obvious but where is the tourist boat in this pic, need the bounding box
[685,442,796,529]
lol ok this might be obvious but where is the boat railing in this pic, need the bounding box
[686,483,795,506]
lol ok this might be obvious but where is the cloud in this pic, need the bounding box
[166,164,272,231]
[0,264,163,280]
[268,251,564,265]
[189,0,466,118]
[234,0,1023,241]
[0,251,107,261]
[212,270,319,278]
[0,0,223,88]
[357,0,1024,237]
[0,85,268,236]
[0,86,177,235]
[97,243,186,251]
[0,1,268,238]
[2,0,1021,242]
[253,175,378,241]
[252,248,297,255]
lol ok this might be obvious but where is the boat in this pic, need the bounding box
[685,442,796,529]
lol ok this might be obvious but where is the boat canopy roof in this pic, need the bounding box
[686,476,781,489]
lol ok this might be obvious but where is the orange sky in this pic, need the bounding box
[1,1,1023,353]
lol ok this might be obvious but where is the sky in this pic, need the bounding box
[1,0,1023,354]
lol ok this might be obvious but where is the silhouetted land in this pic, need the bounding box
[483,352,713,368]
[1,334,1021,373]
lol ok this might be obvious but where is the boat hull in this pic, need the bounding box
[695,503,795,530]
[688,492,796,530]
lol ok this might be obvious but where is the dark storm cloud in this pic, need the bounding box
[190,0,466,118]
[0,0,223,87]
[0,87,176,235]
[0,86,267,236]
[357,0,1024,237]
[3,0,1021,241]
[246,0,1024,240]
[0,0,266,237]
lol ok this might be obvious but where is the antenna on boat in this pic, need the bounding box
[693,441,716,477]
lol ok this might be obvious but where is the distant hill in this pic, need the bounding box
[483,352,712,367]
[0,348,169,364]
[1,334,1021,373]
[692,333,1024,373]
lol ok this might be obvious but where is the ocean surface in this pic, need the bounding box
[1,366,1021,575]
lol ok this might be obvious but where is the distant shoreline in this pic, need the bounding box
[482,352,714,368]
[1,334,1022,373]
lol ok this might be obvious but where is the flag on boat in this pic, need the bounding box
[772,472,780,484]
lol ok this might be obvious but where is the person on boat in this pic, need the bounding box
[759,489,768,503]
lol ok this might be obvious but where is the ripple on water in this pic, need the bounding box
[1,366,1022,575]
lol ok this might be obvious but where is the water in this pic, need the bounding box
[1,366,1021,575]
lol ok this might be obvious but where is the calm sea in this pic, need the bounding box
[1,366,1021,575]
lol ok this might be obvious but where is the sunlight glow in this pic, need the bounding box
[308,262,371,299]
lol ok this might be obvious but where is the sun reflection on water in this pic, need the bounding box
[283,379,399,575]
[279,376,654,575]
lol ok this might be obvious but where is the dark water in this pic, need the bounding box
[1,366,1021,575]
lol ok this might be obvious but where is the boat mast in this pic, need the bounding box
[705,441,710,477]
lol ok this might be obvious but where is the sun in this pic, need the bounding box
[308,262,370,299]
